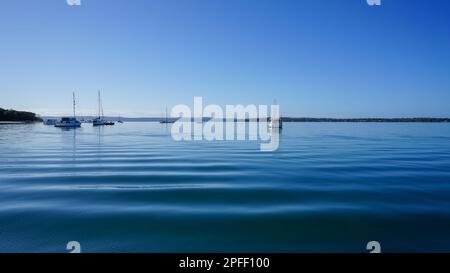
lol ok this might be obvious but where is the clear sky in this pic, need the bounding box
[1,0,449,117]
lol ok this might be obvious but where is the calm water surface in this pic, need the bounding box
[1,122,450,252]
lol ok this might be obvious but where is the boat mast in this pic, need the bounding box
[101,92,104,119]
[166,106,168,122]
[73,92,76,119]
[98,90,101,119]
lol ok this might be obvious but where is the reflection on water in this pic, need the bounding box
[1,122,450,252]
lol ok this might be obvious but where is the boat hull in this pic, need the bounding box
[93,122,115,126]
[55,117,81,128]
[55,124,81,128]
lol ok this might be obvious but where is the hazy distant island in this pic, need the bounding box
[0,108,42,123]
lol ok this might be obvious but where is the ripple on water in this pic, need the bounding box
[1,122,450,252]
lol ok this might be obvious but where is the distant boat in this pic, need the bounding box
[269,117,283,129]
[269,100,282,129]
[93,90,115,126]
[43,119,57,125]
[160,107,174,124]
[55,117,82,128]
[55,93,81,128]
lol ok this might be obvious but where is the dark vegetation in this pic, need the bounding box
[0,108,42,122]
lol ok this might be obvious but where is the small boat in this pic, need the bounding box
[55,117,81,128]
[269,117,283,129]
[93,118,115,126]
[160,107,175,124]
[43,119,57,125]
[93,90,115,126]
[269,100,282,129]
[55,93,81,128]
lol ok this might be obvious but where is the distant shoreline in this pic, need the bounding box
[282,118,450,123]
[110,117,450,123]
[39,116,450,123]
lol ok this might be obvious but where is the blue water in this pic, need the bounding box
[1,122,450,253]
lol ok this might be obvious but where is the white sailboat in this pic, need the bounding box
[55,92,82,128]
[269,100,283,129]
[93,90,115,126]
[269,117,283,129]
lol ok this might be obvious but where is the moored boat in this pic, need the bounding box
[160,107,175,124]
[269,100,282,129]
[55,93,81,128]
[93,90,115,126]
[55,117,81,128]
[43,119,57,125]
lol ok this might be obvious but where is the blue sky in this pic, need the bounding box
[1,0,449,117]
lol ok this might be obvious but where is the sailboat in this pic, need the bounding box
[55,92,82,128]
[269,99,283,129]
[160,106,174,124]
[93,90,115,126]
[269,116,283,129]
